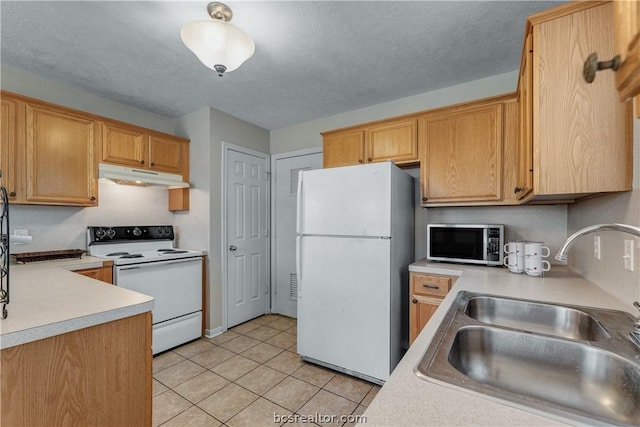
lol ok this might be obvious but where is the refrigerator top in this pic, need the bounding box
[297,162,414,238]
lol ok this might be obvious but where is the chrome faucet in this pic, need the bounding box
[555,223,640,263]
[554,223,640,350]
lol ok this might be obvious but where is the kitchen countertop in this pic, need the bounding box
[0,256,154,350]
[362,259,635,426]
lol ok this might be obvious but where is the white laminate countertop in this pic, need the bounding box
[362,259,635,427]
[0,256,154,350]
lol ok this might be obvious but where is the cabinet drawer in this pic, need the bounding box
[411,274,452,297]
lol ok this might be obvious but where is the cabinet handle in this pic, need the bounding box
[422,284,439,290]
[358,159,363,164]
[140,160,145,165]
[514,186,522,194]
[90,196,96,201]
[583,53,620,83]
[8,191,16,197]
[150,162,155,167]
[412,299,418,304]
[367,157,372,162]
[422,197,428,202]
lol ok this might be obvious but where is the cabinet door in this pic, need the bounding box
[0,98,18,201]
[101,122,148,168]
[76,267,113,284]
[409,295,441,345]
[613,0,640,104]
[25,104,97,206]
[149,135,184,174]
[421,103,503,203]
[322,130,365,168]
[516,34,533,200]
[366,119,418,164]
[534,3,632,195]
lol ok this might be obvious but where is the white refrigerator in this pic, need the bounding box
[296,162,414,384]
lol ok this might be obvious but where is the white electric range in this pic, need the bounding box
[87,225,203,354]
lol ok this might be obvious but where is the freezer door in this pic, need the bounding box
[298,163,392,237]
[297,235,393,381]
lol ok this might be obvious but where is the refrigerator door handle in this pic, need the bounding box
[296,171,304,235]
[296,236,303,299]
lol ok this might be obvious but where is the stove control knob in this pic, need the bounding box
[163,226,172,236]
[132,227,142,237]
[106,228,116,238]
[95,228,106,239]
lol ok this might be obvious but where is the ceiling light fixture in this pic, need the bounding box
[181,2,255,77]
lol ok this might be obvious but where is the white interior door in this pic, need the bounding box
[272,150,322,318]
[225,145,269,328]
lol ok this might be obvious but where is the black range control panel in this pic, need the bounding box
[87,225,175,244]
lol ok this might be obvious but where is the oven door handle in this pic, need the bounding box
[117,257,202,270]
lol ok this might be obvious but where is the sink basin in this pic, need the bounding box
[465,295,609,341]
[448,326,640,425]
[416,291,640,426]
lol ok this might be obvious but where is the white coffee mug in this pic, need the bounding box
[504,241,525,255]
[524,242,550,258]
[525,257,551,276]
[504,255,524,274]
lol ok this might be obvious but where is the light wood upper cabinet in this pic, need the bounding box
[149,135,185,174]
[25,104,98,206]
[516,33,533,200]
[101,122,148,168]
[322,117,419,168]
[366,118,418,164]
[0,98,18,201]
[323,130,365,168]
[101,122,187,175]
[420,101,503,204]
[613,0,640,105]
[523,2,633,200]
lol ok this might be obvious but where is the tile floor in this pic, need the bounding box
[153,314,381,427]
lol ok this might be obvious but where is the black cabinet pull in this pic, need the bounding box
[8,191,16,197]
[140,160,145,165]
[422,284,439,290]
[90,196,96,201]
[367,157,372,162]
[422,197,428,202]
[412,299,418,304]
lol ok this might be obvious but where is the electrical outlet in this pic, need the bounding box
[14,229,28,236]
[593,235,601,260]
[624,240,635,272]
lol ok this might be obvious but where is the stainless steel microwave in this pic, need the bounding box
[427,224,504,266]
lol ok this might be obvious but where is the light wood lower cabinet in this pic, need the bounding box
[409,272,456,344]
[75,264,113,284]
[0,312,152,427]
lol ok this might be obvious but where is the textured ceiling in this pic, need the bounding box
[1,1,565,130]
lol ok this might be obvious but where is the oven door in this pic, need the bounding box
[115,257,202,324]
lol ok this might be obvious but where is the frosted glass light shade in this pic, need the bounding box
[181,20,255,73]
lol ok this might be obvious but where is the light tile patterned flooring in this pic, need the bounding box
[153,314,381,427]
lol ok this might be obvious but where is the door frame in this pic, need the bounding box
[270,147,322,314]
[221,141,271,331]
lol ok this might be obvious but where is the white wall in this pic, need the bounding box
[270,71,519,154]
[175,107,270,333]
[566,116,640,310]
[10,182,175,253]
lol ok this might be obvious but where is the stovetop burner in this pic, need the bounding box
[107,252,130,257]
[158,249,189,254]
[120,254,144,259]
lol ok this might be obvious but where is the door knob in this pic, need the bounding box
[229,245,237,251]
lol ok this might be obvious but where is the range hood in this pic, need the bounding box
[98,163,190,189]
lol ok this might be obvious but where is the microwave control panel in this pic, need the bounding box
[487,228,502,261]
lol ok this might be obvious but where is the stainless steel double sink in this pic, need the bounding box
[416,292,640,426]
